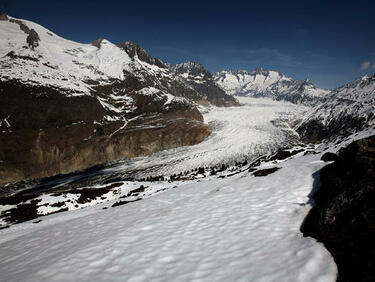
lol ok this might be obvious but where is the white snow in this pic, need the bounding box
[0,149,337,282]
[0,16,134,94]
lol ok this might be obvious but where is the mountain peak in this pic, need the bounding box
[117,41,168,68]
[361,75,370,81]
[173,62,211,78]
[252,67,267,74]
[0,12,8,21]
[91,38,106,48]
[174,61,206,71]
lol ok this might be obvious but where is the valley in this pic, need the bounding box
[0,10,374,282]
[0,97,306,197]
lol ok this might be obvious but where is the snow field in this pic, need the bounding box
[0,151,336,282]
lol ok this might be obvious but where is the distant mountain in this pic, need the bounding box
[295,74,375,142]
[172,62,239,107]
[0,14,215,185]
[214,68,329,105]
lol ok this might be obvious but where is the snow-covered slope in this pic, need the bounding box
[296,74,375,142]
[0,16,133,94]
[214,68,329,105]
[0,141,339,282]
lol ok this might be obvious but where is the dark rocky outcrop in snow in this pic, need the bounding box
[301,135,375,281]
[26,29,40,48]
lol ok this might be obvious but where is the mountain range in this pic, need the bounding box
[214,68,329,105]
[0,12,374,185]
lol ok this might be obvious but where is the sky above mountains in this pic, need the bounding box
[1,0,375,89]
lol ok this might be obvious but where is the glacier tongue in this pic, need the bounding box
[79,96,307,182]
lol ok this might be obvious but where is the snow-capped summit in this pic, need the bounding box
[214,69,329,105]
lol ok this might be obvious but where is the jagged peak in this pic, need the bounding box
[174,61,206,71]
[172,61,211,78]
[117,41,168,69]
[217,68,285,78]
[217,69,251,76]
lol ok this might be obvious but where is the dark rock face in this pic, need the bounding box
[296,116,368,144]
[301,135,375,281]
[0,80,210,186]
[320,152,338,162]
[26,29,40,48]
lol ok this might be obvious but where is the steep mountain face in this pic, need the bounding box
[296,75,375,143]
[214,68,329,105]
[0,14,212,185]
[172,62,240,107]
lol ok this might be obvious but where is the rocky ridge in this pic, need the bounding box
[296,74,375,143]
[172,62,239,106]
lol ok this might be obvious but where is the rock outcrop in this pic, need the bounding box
[301,135,375,281]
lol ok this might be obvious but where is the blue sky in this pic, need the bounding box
[2,0,375,89]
